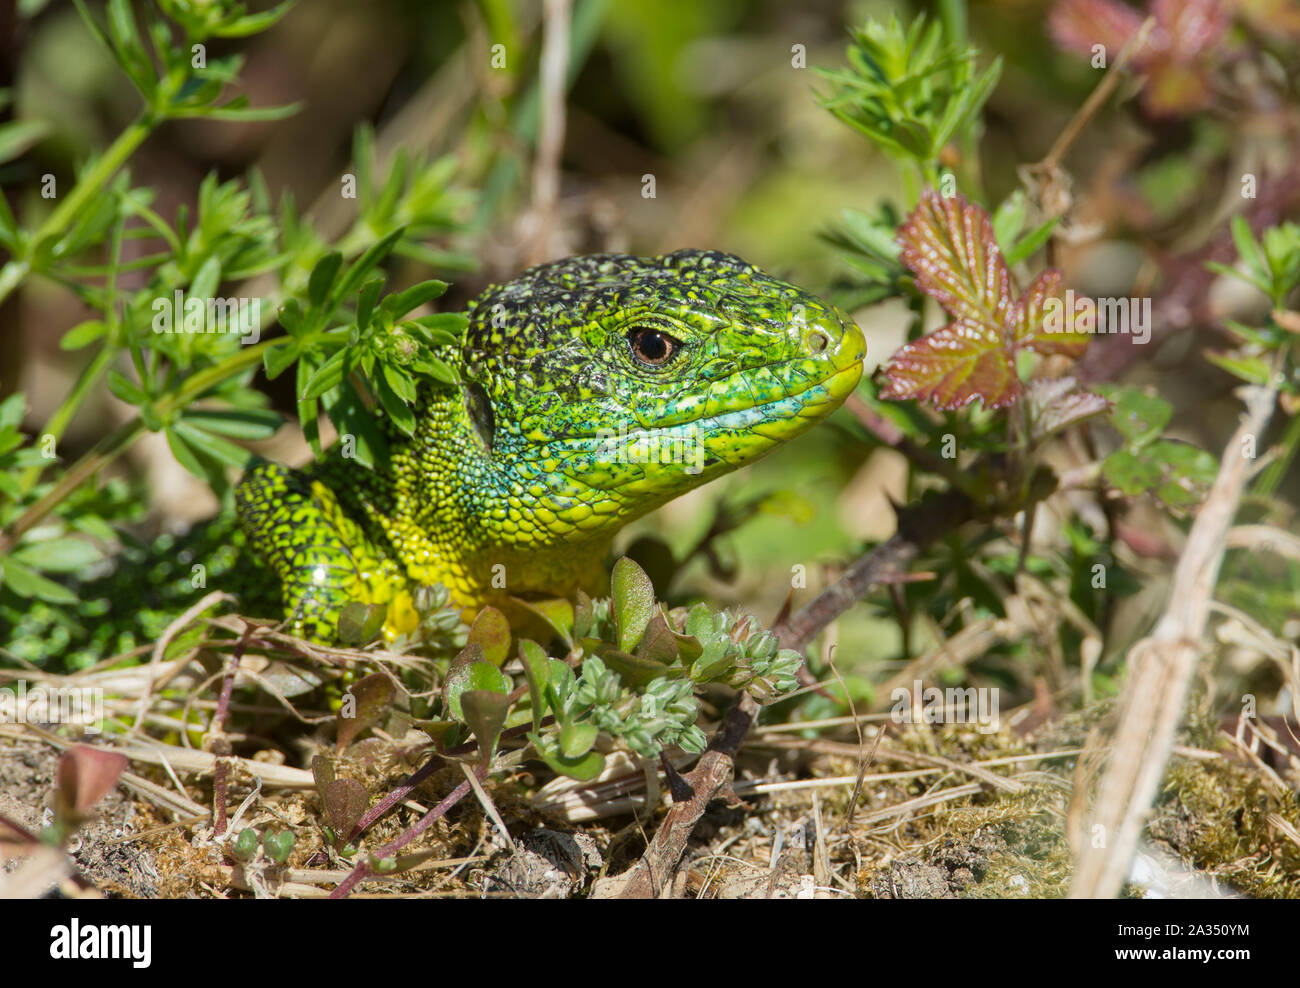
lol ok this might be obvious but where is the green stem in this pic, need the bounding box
[0,114,154,309]
[0,259,31,303]
[18,341,116,495]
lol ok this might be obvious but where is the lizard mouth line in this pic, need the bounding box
[542,356,864,445]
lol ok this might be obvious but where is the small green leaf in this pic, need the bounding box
[445,646,512,721]
[300,348,349,402]
[59,320,107,351]
[355,277,384,329]
[12,537,102,573]
[611,556,655,653]
[511,597,575,646]
[2,558,77,603]
[635,609,681,665]
[262,829,295,865]
[589,642,670,689]
[182,408,282,440]
[336,601,387,645]
[387,280,448,319]
[231,828,259,862]
[308,251,343,307]
[466,605,511,666]
[559,720,599,759]
[107,369,147,406]
[1103,386,1172,448]
[529,732,606,781]
[461,690,511,765]
[518,639,551,731]
[336,672,395,751]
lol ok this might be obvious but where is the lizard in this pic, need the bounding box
[4,248,864,661]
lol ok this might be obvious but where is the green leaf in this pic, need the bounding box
[355,277,384,329]
[308,251,343,307]
[211,1,294,38]
[182,408,282,440]
[12,537,103,573]
[466,605,511,666]
[529,732,606,781]
[511,597,574,646]
[59,320,108,352]
[164,426,211,482]
[172,420,252,469]
[107,369,147,406]
[0,119,50,164]
[2,558,77,603]
[518,639,551,732]
[1103,386,1172,448]
[386,280,449,319]
[461,690,511,764]
[589,643,670,689]
[445,647,512,722]
[559,720,599,759]
[635,609,682,665]
[262,829,295,865]
[336,601,387,645]
[330,228,405,308]
[336,673,395,750]
[611,556,655,653]
[1004,217,1059,267]
[1205,351,1274,387]
[372,368,416,436]
[300,348,349,402]
[190,254,222,302]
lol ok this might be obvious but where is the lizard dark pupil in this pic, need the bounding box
[629,328,678,366]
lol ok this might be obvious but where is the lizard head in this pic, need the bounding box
[457,249,865,544]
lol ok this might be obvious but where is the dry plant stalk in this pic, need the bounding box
[1069,381,1278,897]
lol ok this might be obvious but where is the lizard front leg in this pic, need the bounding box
[235,460,404,641]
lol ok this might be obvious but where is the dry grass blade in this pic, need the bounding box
[1070,380,1279,898]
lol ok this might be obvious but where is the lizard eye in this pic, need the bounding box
[627,327,682,368]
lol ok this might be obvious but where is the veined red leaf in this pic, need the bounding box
[881,190,1090,410]
[897,189,1013,329]
[879,317,1016,409]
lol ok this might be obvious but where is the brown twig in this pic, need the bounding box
[210,629,251,838]
[593,694,758,898]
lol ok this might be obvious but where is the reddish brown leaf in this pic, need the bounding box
[1154,0,1228,60]
[879,318,1016,409]
[881,191,1088,410]
[897,190,1012,329]
[1050,0,1230,117]
[1015,269,1090,358]
[56,745,127,818]
[1049,0,1148,64]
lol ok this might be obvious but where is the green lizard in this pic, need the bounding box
[5,249,864,659]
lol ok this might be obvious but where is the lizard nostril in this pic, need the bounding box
[805,327,830,353]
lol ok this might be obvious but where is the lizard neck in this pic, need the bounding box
[341,384,614,612]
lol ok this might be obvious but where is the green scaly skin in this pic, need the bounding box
[4,249,864,661]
